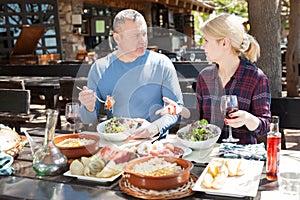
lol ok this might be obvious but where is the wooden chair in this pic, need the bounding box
[0,89,36,132]
[268,97,300,149]
[56,78,87,129]
[58,78,87,106]
[257,97,300,150]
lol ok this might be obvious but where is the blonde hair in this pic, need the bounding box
[201,13,260,63]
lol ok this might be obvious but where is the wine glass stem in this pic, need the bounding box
[72,123,76,134]
[228,126,233,139]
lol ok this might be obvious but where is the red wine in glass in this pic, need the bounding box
[225,107,239,119]
[65,102,80,133]
[220,95,239,143]
[66,116,80,124]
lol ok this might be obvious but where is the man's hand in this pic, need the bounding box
[126,118,159,141]
[78,86,96,112]
[155,97,191,119]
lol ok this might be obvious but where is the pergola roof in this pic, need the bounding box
[84,0,215,14]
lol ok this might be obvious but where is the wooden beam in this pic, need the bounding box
[83,0,214,13]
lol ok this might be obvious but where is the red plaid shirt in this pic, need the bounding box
[196,58,271,144]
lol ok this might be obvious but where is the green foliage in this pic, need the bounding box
[212,0,248,17]
[193,0,248,46]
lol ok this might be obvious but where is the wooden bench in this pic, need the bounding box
[0,80,25,89]
[0,63,91,77]
[0,89,36,132]
[173,61,214,79]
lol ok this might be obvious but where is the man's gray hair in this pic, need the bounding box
[113,9,146,32]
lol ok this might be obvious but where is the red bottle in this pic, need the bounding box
[266,116,281,181]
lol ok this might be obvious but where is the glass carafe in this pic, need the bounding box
[33,109,68,176]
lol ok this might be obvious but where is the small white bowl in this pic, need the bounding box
[96,118,139,142]
[176,123,221,150]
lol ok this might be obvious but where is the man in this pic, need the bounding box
[78,9,184,139]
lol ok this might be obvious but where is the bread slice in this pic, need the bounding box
[202,172,214,188]
[0,127,21,151]
[207,159,223,177]
[236,159,246,176]
[225,159,245,176]
[211,173,227,189]
[203,159,228,189]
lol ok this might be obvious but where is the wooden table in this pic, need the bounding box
[0,76,60,109]
[1,130,298,200]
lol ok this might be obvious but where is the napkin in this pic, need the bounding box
[219,143,267,161]
[0,150,14,175]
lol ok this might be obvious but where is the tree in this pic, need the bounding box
[286,0,300,97]
[247,0,282,97]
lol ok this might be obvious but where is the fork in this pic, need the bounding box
[76,86,105,103]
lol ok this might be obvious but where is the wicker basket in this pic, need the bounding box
[4,136,27,157]
[119,173,198,199]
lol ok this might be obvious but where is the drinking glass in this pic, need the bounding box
[220,95,239,143]
[278,172,300,198]
[190,53,196,61]
[176,50,182,61]
[65,102,80,134]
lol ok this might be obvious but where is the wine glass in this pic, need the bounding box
[220,95,240,143]
[176,51,182,61]
[65,102,80,134]
[190,53,196,61]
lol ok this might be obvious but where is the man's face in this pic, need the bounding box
[114,20,148,59]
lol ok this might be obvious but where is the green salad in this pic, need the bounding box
[178,119,219,141]
[104,117,138,133]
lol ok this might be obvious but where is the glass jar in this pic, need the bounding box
[33,109,68,176]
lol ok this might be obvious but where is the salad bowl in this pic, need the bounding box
[176,120,221,150]
[96,117,139,142]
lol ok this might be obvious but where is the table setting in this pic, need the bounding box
[2,114,300,200]
[59,117,266,199]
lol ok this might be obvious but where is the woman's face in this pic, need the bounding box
[201,35,224,63]
[114,19,148,60]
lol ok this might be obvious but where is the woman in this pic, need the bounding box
[196,13,271,144]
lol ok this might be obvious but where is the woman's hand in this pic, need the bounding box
[225,110,260,131]
[78,86,96,112]
[155,97,191,119]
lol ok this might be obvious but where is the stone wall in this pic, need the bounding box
[58,0,86,61]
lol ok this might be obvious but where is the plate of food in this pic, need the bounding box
[63,170,123,182]
[136,140,185,158]
[64,145,136,182]
[96,117,140,142]
[192,158,264,197]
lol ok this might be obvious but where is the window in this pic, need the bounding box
[0,0,61,62]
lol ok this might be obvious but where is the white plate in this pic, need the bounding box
[151,137,193,158]
[192,158,264,197]
[175,145,192,157]
[63,170,123,182]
